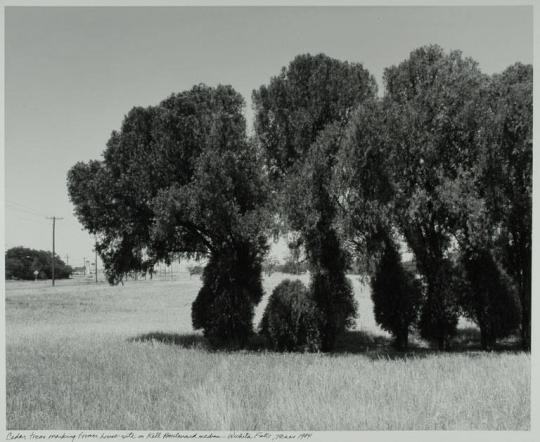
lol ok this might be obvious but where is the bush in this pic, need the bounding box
[309,271,356,351]
[260,279,321,352]
[192,246,264,349]
[370,237,422,350]
[459,248,521,350]
[305,226,357,351]
[418,260,461,350]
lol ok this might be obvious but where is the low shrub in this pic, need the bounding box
[459,248,521,350]
[260,279,321,352]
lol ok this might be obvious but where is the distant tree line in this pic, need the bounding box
[67,45,531,352]
[262,256,309,276]
[5,247,73,280]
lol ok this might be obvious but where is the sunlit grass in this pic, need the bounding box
[5,274,530,430]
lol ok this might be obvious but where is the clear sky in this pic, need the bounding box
[4,6,533,268]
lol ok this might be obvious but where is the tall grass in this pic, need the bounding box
[5,274,530,430]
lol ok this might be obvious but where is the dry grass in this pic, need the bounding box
[5,273,530,430]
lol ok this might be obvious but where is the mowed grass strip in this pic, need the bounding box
[5,275,530,430]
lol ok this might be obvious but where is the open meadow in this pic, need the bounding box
[5,273,530,430]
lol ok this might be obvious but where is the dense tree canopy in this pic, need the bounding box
[333,98,394,271]
[253,54,376,350]
[381,45,488,349]
[253,53,377,180]
[67,84,271,346]
[5,247,72,280]
[65,48,531,353]
[482,64,532,350]
[336,46,531,351]
[286,125,357,350]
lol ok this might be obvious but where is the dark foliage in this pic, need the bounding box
[459,249,521,350]
[192,245,265,349]
[68,84,270,348]
[304,214,357,352]
[253,53,377,180]
[382,45,487,350]
[260,279,321,352]
[309,271,355,352]
[483,64,532,350]
[417,260,461,350]
[253,54,375,351]
[5,247,72,280]
[333,98,395,265]
[370,236,422,350]
[283,126,359,351]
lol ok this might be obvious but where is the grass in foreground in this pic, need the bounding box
[5,275,530,430]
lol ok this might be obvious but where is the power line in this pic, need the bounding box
[6,214,45,225]
[5,200,47,215]
[6,199,41,209]
[5,204,46,218]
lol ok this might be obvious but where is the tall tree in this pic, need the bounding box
[434,93,523,351]
[483,63,532,350]
[335,99,421,350]
[445,63,532,351]
[382,45,486,350]
[253,54,377,350]
[285,125,358,350]
[68,84,270,347]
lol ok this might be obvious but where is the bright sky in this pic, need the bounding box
[4,6,533,268]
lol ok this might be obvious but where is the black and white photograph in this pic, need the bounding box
[1,1,535,438]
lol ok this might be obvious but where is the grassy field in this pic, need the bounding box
[5,273,530,430]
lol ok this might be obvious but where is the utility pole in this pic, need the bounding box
[46,216,63,286]
[83,257,86,276]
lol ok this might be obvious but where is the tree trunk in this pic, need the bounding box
[437,336,445,351]
[521,308,531,351]
[517,251,531,351]
[437,336,451,351]
[480,327,488,351]
[395,329,408,351]
[480,327,494,351]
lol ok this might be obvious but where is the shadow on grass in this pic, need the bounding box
[450,326,523,353]
[332,330,431,360]
[325,327,524,360]
[128,327,524,358]
[129,332,209,350]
